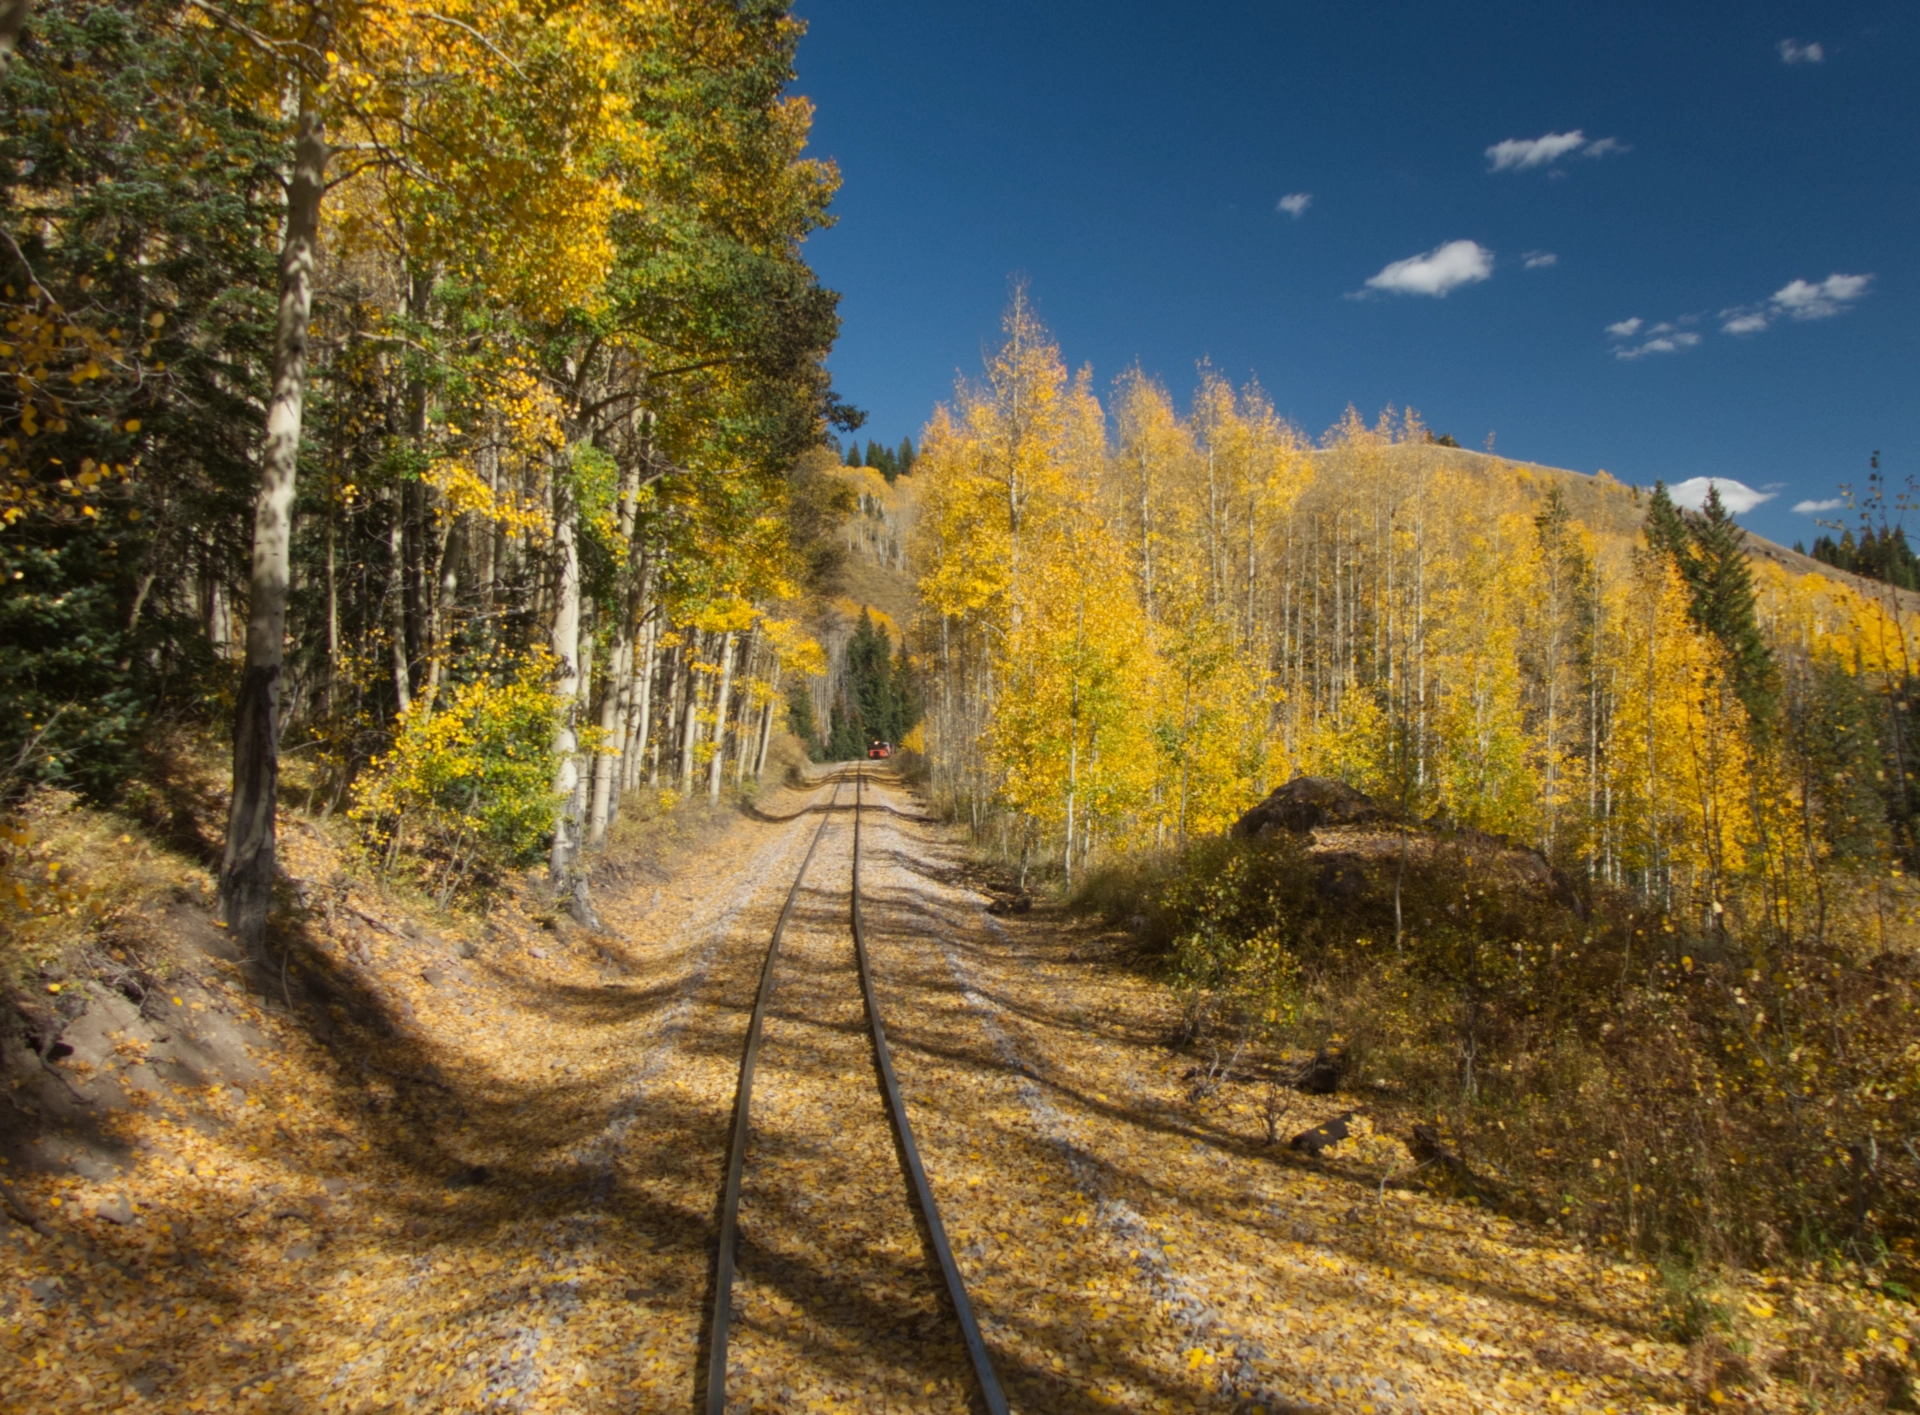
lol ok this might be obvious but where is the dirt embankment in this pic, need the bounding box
[0,762,816,1411]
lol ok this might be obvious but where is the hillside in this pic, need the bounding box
[1374,442,1912,607]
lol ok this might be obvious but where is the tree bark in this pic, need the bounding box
[547,465,595,924]
[652,636,680,788]
[387,493,411,714]
[0,0,30,64]
[732,625,760,786]
[587,425,651,841]
[678,632,705,790]
[707,631,736,805]
[218,108,327,953]
[754,667,779,778]
[630,613,657,789]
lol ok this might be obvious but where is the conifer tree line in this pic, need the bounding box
[842,434,915,482]
[913,295,1919,930]
[1794,455,1920,591]
[0,0,857,941]
[800,607,917,761]
[1803,526,1920,591]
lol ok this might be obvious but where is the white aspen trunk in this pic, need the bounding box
[652,634,680,788]
[707,631,737,805]
[628,614,657,791]
[587,417,650,838]
[324,507,339,715]
[754,663,780,778]
[547,468,587,912]
[678,632,705,790]
[477,426,499,625]
[387,500,411,713]
[586,626,626,846]
[219,108,326,953]
[570,610,594,850]
[732,633,759,787]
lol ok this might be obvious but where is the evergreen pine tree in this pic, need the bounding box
[1784,656,1891,865]
[1685,485,1779,726]
[847,609,897,742]
[824,697,865,760]
[845,441,862,468]
[1644,481,1778,726]
[786,682,821,759]
[897,436,916,476]
[1891,527,1919,589]
[890,641,921,742]
[1643,481,1694,574]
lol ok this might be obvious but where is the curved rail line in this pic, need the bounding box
[704,767,1008,1415]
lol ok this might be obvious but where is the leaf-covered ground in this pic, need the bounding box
[3,772,1913,1412]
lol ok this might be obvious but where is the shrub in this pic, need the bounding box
[1112,827,1920,1274]
[349,655,563,904]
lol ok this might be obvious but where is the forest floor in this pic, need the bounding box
[3,768,1912,1413]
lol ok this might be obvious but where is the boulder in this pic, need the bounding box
[1232,777,1380,838]
[1292,1044,1347,1095]
[1289,1111,1357,1157]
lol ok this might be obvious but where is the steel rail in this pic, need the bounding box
[704,774,843,1415]
[703,768,1007,1415]
[850,768,1010,1415]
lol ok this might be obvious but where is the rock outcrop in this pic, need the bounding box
[1230,776,1381,838]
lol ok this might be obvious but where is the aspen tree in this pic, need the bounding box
[220,65,329,951]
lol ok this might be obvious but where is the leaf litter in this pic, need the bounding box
[3,773,1913,1413]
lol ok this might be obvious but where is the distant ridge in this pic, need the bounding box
[1326,443,1910,608]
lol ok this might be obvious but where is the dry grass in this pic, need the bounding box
[1074,831,1920,1294]
[0,787,209,996]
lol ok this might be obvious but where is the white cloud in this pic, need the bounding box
[1778,38,1824,64]
[1607,315,1708,358]
[1363,240,1494,297]
[1615,332,1702,360]
[1523,251,1558,269]
[1721,272,1872,334]
[1669,477,1774,515]
[1793,497,1844,514]
[1277,192,1312,219]
[1485,130,1626,172]
[1775,272,1871,319]
[1486,130,1588,171]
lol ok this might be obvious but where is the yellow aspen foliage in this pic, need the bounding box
[915,291,1920,925]
[1426,511,1542,838]
[1599,554,1754,888]
[348,653,567,897]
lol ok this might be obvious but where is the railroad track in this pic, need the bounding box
[703,766,1008,1415]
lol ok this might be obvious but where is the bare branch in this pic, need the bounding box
[417,11,528,81]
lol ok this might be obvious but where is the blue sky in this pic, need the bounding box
[789,0,1916,550]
